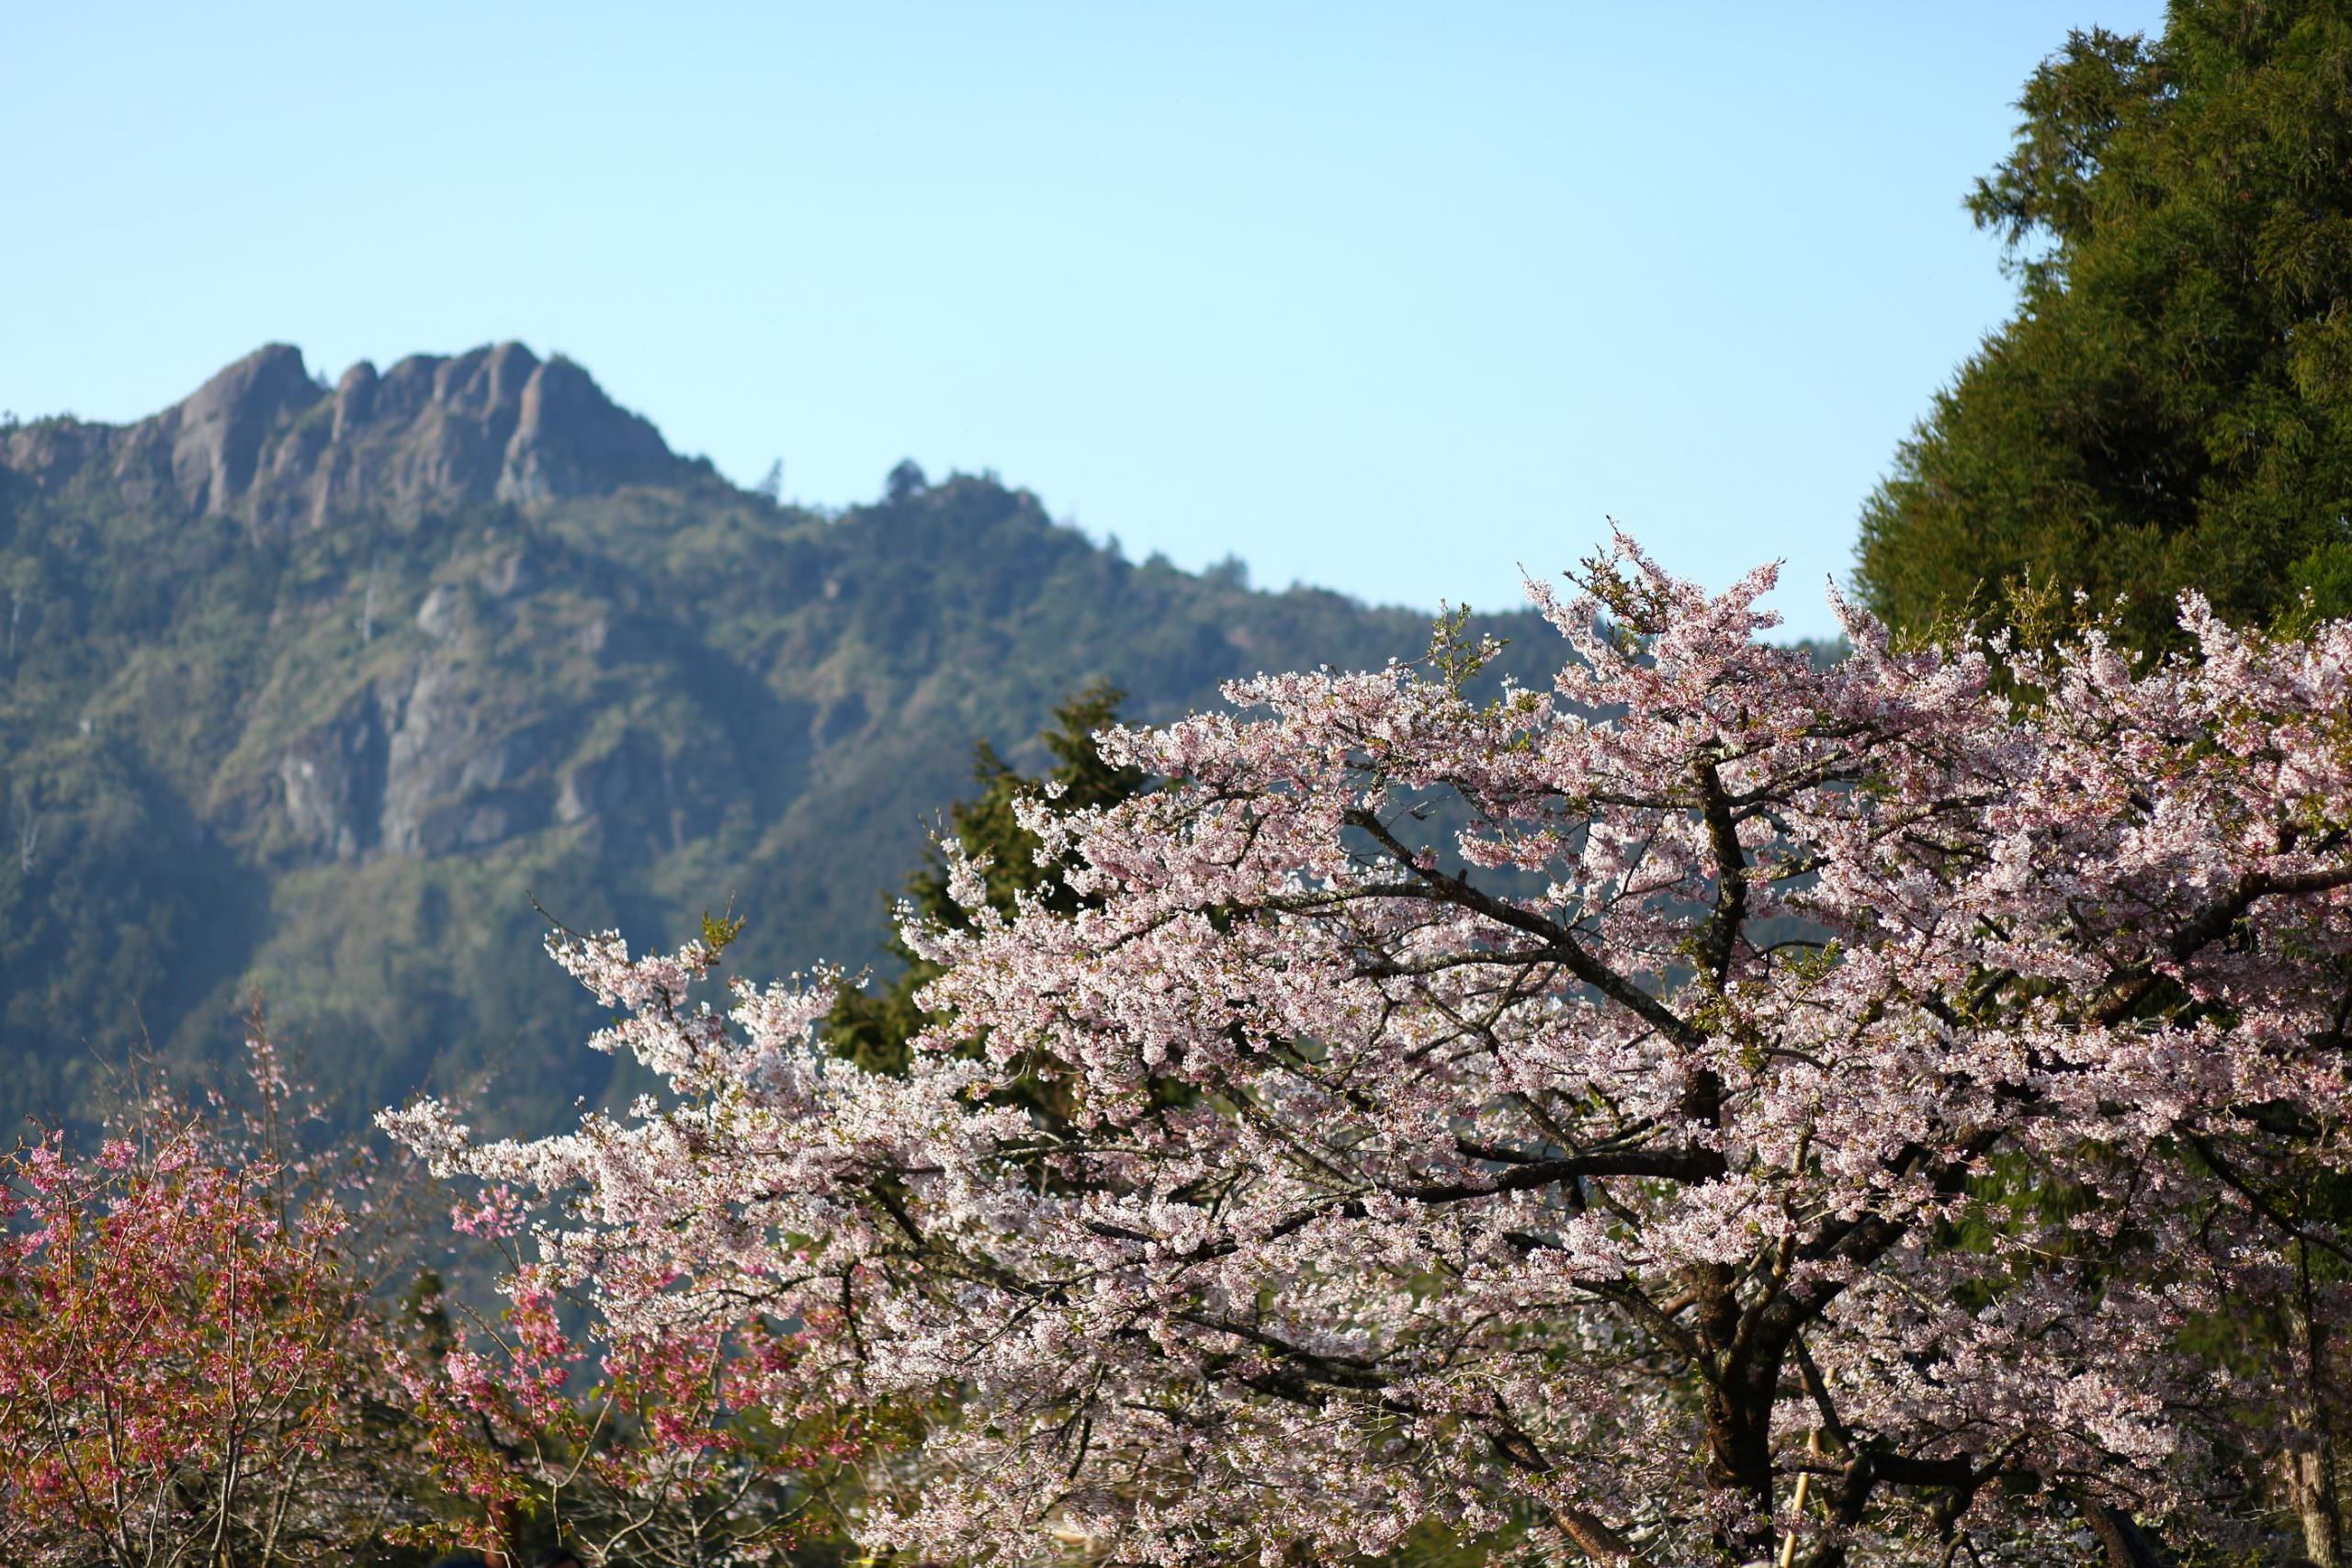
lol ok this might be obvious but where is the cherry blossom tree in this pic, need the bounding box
[389,536,2352,1565]
[0,1032,442,1566]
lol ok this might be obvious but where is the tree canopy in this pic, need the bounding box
[1858,0,2352,649]
[392,539,2352,1565]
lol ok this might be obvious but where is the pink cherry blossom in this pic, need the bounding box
[391,535,2352,1565]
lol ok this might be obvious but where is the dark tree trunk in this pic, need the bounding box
[2287,1242,2345,1568]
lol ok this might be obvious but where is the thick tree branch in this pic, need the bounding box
[1690,754,1749,987]
[2096,864,2352,1024]
[1344,807,1702,1047]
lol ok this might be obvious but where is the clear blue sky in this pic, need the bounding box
[2,2,2165,639]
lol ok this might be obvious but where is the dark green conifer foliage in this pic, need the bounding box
[1858,2,2352,649]
[822,682,1145,1075]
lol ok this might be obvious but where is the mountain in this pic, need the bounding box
[0,344,1559,1134]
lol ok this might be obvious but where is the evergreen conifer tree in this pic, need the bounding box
[822,682,1145,1074]
[1859,2,2352,648]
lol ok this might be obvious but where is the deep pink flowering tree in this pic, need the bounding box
[0,1135,372,1564]
[389,538,2352,1566]
[0,1033,444,1566]
[406,1183,888,1565]
[0,1027,861,1566]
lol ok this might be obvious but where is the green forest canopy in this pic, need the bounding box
[1858,0,2352,649]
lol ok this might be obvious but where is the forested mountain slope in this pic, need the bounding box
[0,344,1560,1133]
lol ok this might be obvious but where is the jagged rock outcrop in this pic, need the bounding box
[497,355,680,503]
[170,344,321,514]
[0,342,689,531]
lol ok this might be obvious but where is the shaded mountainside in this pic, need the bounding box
[0,343,1563,1134]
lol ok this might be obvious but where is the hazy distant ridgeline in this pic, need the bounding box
[0,343,1564,1134]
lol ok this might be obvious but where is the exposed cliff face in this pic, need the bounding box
[0,342,690,532]
[277,690,387,862]
[250,521,734,869]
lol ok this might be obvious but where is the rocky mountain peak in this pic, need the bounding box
[1,341,689,531]
[175,344,322,512]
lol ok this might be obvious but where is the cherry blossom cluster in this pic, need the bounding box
[0,1055,392,1563]
[389,536,2352,1565]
